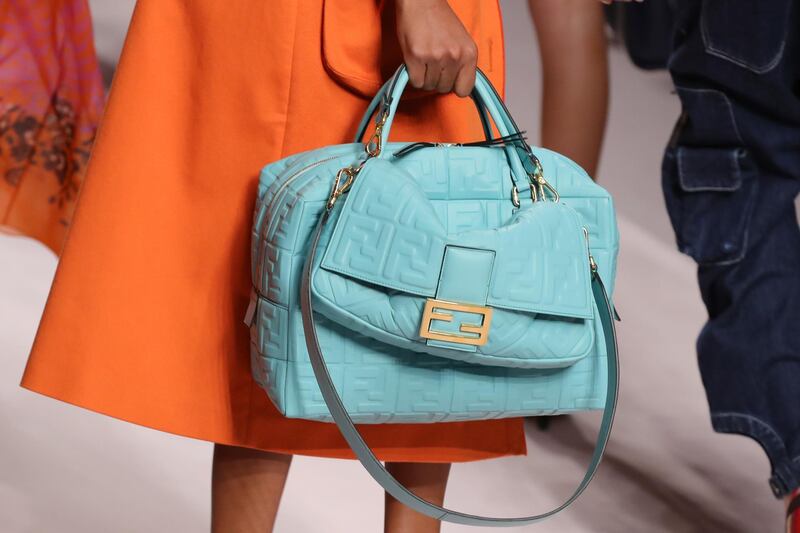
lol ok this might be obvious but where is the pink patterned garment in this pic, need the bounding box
[0,0,104,253]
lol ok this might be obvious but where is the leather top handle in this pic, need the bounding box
[375,66,532,188]
[376,66,517,146]
[353,78,496,143]
[300,208,620,527]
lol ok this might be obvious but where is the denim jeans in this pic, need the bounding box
[662,0,800,498]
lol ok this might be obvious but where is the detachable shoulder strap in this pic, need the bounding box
[300,210,619,527]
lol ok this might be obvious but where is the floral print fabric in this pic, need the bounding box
[0,0,104,253]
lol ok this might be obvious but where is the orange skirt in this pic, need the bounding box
[21,0,527,462]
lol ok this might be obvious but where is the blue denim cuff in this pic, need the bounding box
[711,412,800,498]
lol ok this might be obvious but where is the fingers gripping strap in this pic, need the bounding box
[300,212,620,527]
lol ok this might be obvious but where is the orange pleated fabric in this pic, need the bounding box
[21,0,527,462]
[0,0,104,253]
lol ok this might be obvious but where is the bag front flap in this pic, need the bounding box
[320,159,594,320]
[311,159,596,369]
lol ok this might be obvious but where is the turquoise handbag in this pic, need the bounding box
[247,66,620,526]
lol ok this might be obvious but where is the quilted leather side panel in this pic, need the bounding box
[531,148,620,295]
[250,308,607,422]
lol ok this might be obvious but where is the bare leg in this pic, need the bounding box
[528,0,609,177]
[384,462,451,533]
[211,445,292,533]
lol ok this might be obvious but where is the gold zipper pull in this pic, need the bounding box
[583,226,598,275]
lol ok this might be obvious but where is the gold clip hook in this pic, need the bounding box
[365,111,389,157]
[326,167,357,210]
[528,170,560,203]
[329,110,388,210]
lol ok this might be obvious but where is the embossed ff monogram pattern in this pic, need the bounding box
[250,142,619,423]
[312,158,596,367]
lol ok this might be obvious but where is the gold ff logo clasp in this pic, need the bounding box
[419,299,493,347]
